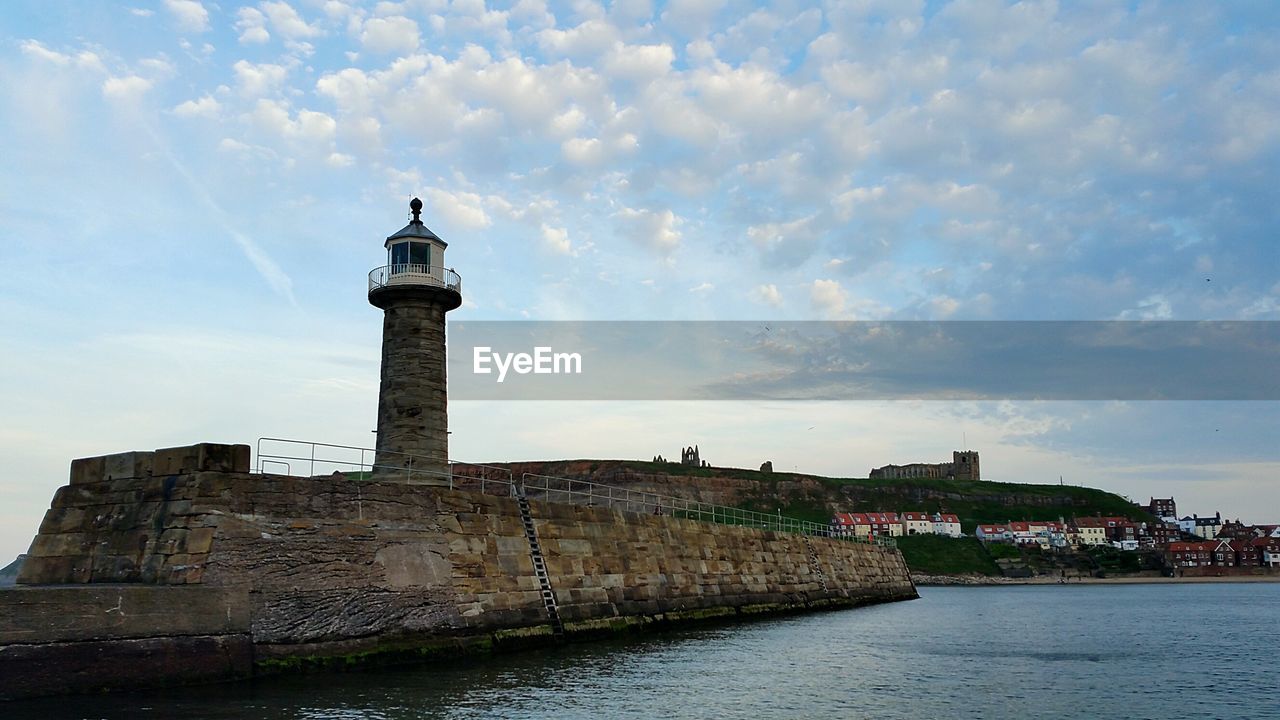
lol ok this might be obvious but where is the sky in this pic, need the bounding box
[1,0,1278,562]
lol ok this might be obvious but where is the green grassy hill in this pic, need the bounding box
[895,535,1000,576]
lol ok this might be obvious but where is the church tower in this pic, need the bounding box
[368,198,462,480]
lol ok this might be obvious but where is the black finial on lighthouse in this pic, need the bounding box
[409,197,423,223]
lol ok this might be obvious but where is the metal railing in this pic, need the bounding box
[368,264,462,294]
[255,437,513,494]
[254,437,895,547]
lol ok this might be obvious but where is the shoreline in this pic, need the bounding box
[913,573,1280,586]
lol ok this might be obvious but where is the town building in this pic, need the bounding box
[1070,517,1110,546]
[976,525,1011,543]
[829,513,866,539]
[932,513,962,538]
[1230,539,1260,567]
[1215,520,1258,540]
[900,512,933,536]
[828,512,902,538]
[1209,539,1236,567]
[1254,537,1280,568]
[1166,541,1215,568]
[1139,520,1181,548]
[1144,497,1177,521]
[1178,513,1223,540]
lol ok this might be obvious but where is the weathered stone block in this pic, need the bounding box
[103,451,154,481]
[69,455,106,485]
[153,445,201,475]
[153,443,250,475]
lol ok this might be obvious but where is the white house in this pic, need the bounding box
[932,513,962,538]
[901,512,934,536]
[976,525,1011,543]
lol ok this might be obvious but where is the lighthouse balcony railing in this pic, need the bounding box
[368,264,461,294]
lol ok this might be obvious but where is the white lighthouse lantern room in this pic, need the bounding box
[371,197,458,291]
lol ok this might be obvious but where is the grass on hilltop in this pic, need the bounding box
[895,535,1000,576]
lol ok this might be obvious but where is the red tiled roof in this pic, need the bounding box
[1168,541,1217,552]
[936,514,960,524]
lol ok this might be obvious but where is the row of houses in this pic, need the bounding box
[1139,498,1280,542]
[1168,537,1280,569]
[975,516,1181,550]
[829,511,962,539]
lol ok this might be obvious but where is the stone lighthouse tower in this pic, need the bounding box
[368,198,462,480]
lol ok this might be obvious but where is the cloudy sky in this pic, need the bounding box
[2,1,1278,562]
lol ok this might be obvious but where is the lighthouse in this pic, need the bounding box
[368,198,462,480]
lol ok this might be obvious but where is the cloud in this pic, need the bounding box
[540,224,572,254]
[690,282,715,293]
[233,60,289,97]
[19,40,71,65]
[102,75,153,101]
[163,0,210,33]
[561,137,604,166]
[172,95,220,118]
[261,1,322,39]
[360,16,420,55]
[614,207,682,255]
[424,187,492,230]
[248,99,336,143]
[810,279,847,318]
[753,284,783,307]
[1118,294,1173,320]
[326,152,354,167]
[236,8,271,44]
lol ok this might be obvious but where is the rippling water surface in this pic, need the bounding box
[10,584,1279,719]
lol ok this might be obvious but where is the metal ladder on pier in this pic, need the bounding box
[515,489,565,636]
[802,535,829,593]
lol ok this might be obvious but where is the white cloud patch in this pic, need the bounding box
[360,16,420,54]
[249,99,337,143]
[102,75,153,101]
[561,137,605,166]
[326,152,355,167]
[753,284,783,306]
[233,60,289,97]
[236,8,271,44]
[172,95,220,117]
[261,1,323,39]
[424,187,492,230]
[163,0,210,33]
[1119,294,1173,320]
[810,279,847,318]
[540,224,572,254]
[615,207,682,255]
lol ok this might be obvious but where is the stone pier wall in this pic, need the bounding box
[5,443,915,698]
